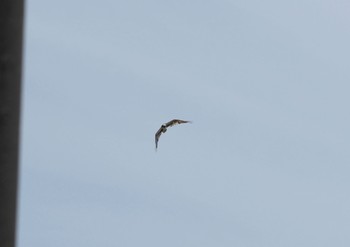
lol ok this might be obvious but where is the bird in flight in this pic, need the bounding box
[155,119,192,150]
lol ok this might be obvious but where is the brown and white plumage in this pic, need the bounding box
[155,119,192,149]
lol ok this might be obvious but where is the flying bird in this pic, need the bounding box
[155,119,192,150]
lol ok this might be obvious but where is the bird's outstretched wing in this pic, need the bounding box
[155,126,164,149]
[165,119,192,128]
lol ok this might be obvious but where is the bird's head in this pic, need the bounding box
[162,125,167,132]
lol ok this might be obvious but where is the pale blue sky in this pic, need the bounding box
[19,1,350,246]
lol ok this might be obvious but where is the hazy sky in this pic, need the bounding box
[19,1,350,246]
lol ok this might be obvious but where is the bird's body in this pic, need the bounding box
[155,119,191,149]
